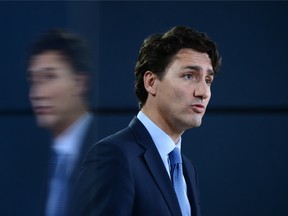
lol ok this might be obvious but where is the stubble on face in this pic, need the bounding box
[146,49,213,140]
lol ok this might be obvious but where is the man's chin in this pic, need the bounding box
[190,118,202,128]
[35,116,55,129]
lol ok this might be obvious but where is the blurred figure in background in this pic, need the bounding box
[27,29,98,216]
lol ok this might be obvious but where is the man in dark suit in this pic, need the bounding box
[74,25,221,216]
[27,29,98,216]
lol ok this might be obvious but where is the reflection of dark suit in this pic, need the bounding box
[67,116,99,184]
[73,117,201,216]
[42,115,98,216]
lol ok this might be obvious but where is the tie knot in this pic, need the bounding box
[169,147,182,165]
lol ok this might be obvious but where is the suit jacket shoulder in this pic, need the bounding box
[73,117,201,216]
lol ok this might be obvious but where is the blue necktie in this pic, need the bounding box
[169,147,191,216]
[46,151,70,216]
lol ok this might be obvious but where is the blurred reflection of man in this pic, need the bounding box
[27,29,98,216]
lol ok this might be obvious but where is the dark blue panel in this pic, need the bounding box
[182,114,288,216]
[0,115,50,216]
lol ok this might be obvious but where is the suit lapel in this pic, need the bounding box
[183,155,201,216]
[70,116,98,182]
[129,117,182,216]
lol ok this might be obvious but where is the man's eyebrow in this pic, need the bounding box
[185,66,214,76]
[42,67,57,72]
[28,67,57,73]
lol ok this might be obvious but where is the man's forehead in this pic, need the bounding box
[30,50,67,65]
[28,51,69,70]
[176,48,211,60]
[173,49,213,70]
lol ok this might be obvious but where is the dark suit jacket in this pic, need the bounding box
[73,117,201,216]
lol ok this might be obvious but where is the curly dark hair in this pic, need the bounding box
[134,26,222,108]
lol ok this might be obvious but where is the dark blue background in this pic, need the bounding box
[0,1,287,216]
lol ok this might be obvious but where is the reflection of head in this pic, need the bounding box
[134,26,222,109]
[29,29,90,74]
[28,30,91,137]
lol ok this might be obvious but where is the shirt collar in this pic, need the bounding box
[137,111,181,158]
[52,112,93,156]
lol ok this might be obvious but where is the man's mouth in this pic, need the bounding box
[33,106,53,114]
[190,104,205,113]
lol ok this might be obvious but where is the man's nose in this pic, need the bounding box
[193,80,211,101]
[29,84,47,101]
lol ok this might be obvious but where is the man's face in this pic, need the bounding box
[28,51,86,135]
[154,48,214,133]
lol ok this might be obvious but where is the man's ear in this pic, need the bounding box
[143,71,157,96]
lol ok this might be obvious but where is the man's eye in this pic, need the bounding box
[206,78,213,85]
[43,73,57,80]
[28,73,57,85]
[183,74,193,80]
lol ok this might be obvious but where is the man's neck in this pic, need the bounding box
[52,110,88,138]
[140,107,182,143]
